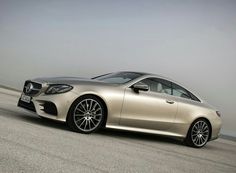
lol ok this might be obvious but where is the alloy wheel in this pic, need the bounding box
[191,120,209,147]
[73,98,103,132]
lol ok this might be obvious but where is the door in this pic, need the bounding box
[120,78,177,130]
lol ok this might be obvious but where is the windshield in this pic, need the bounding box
[92,72,143,84]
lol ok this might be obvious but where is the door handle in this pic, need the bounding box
[166,100,175,104]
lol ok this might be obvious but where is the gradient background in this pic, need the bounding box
[0,0,235,136]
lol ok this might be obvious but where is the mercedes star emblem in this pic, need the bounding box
[25,83,33,93]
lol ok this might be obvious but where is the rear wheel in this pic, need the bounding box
[186,119,210,148]
[67,95,105,134]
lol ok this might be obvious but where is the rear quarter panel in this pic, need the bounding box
[172,97,222,139]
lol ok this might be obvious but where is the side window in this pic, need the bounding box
[140,78,172,95]
[156,78,172,95]
[172,83,191,99]
[138,78,157,92]
[138,78,201,102]
[189,92,201,102]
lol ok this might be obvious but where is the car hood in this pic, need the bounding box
[33,77,111,86]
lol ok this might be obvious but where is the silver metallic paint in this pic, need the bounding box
[19,73,222,141]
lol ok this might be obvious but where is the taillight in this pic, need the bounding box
[216,111,221,117]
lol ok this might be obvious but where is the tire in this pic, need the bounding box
[185,119,210,148]
[67,95,105,134]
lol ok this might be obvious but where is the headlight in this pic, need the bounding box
[45,84,73,94]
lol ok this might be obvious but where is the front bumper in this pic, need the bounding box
[18,91,79,122]
[18,99,36,112]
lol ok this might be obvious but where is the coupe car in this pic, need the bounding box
[18,71,222,148]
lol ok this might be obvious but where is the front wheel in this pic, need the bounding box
[185,119,210,148]
[67,95,105,134]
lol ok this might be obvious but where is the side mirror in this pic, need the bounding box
[132,83,149,93]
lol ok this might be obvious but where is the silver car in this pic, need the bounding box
[18,71,222,148]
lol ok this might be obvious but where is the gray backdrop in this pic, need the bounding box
[0,0,235,136]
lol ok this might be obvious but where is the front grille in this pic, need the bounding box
[18,99,36,112]
[23,80,42,96]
